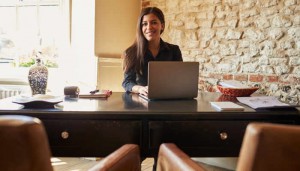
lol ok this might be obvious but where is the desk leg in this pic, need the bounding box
[152,157,157,171]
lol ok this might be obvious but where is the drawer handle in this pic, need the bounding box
[219,132,228,140]
[61,131,69,139]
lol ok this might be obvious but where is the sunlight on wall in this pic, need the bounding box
[55,0,97,94]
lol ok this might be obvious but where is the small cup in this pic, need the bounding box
[64,86,80,98]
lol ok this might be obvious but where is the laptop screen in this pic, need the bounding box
[143,61,199,100]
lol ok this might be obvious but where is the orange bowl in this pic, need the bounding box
[217,94,238,102]
[217,85,259,97]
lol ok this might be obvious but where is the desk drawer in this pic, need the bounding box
[43,120,142,156]
[149,120,296,157]
[149,121,249,156]
[149,120,249,146]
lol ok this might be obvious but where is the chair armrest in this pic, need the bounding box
[88,144,141,171]
[156,143,206,171]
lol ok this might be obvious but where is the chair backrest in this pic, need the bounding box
[88,144,141,171]
[0,115,142,171]
[156,123,300,171]
[236,122,300,171]
[156,143,206,171]
[0,115,53,171]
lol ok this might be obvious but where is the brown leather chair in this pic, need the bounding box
[236,122,300,171]
[156,122,300,171]
[88,144,141,171]
[0,115,53,171]
[0,115,141,171]
[156,143,206,171]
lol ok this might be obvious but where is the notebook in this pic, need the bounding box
[139,61,199,100]
[210,101,245,111]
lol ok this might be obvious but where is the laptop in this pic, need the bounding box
[139,61,199,100]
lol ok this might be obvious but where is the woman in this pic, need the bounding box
[122,7,183,95]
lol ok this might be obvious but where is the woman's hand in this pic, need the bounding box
[138,86,148,96]
[132,85,148,96]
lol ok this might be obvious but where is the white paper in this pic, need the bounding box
[219,80,249,88]
[237,96,293,109]
[210,101,244,111]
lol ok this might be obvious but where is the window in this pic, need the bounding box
[0,0,69,82]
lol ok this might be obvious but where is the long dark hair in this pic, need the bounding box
[123,7,165,74]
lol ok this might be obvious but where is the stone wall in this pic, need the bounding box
[142,0,300,104]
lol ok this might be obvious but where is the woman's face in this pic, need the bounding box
[141,13,164,43]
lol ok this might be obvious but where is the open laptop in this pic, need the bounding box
[139,61,199,100]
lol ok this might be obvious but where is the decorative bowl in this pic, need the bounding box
[217,94,238,102]
[12,94,63,108]
[217,85,259,97]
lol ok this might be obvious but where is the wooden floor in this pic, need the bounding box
[52,157,154,171]
[141,158,155,171]
[52,157,232,171]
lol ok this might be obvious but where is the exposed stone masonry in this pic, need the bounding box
[142,0,300,104]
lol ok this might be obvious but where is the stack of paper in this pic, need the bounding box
[237,96,297,109]
[210,101,245,111]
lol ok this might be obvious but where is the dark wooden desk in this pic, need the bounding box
[0,92,299,158]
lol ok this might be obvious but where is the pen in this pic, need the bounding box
[90,89,99,94]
